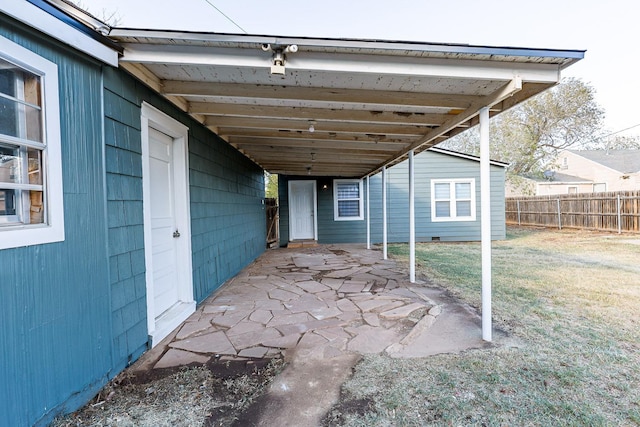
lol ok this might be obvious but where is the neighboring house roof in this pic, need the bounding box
[428,146,509,167]
[566,149,640,173]
[526,172,593,183]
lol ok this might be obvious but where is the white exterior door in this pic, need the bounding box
[289,180,316,240]
[141,103,195,347]
[149,128,179,317]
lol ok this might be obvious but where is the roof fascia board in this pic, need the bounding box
[119,43,562,83]
[110,29,585,62]
[2,0,118,66]
[428,146,508,167]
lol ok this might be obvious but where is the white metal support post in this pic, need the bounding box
[366,175,371,249]
[409,151,416,283]
[382,166,388,259]
[480,107,492,342]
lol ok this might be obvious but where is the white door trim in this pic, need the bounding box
[288,180,317,241]
[141,102,195,346]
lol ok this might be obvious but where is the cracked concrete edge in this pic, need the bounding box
[386,311,440,355]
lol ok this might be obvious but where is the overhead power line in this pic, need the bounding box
[601,123,640,139]
[201,0,247,33]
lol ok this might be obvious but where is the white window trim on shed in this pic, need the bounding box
[430,178,476,222]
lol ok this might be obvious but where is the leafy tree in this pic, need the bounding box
[69,1,122,26]
[443,78,605,178]
[265,173,278,199]
[596,134,640,150]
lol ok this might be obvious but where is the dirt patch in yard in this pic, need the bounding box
[53,358,285,427]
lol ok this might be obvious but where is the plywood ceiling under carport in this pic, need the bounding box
[109,30,583,177]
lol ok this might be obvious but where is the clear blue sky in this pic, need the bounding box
[84,0,640,138]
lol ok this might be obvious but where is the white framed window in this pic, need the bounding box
[431,178,476,222]
[334,179,363,221]
[0,35,64,250]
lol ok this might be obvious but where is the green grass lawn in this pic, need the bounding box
[325,227,640,426]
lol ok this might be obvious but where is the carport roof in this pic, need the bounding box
[108,28,584,177]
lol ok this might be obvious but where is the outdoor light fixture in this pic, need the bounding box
[262,44,298,75]
[310,152,316,162]
[306,166,312,175]
[308,121,316,133]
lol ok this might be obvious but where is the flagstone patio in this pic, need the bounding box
[136,244,489,371]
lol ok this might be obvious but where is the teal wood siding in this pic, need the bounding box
[278,177,367,246]
[279,151,505,246]
[317,178,367,243]
[103,68,265,308]
[188,124,266,302]
[102,67,148,370]
[0,17,112,426]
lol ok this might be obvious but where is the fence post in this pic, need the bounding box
[617,194,622,234]
[557,198,562,230]
[517,200,521,225]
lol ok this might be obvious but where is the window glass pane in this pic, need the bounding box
[29,190,44,224]
[0,96,18,138]
[456,200,471,217]
[0,189,16,215]
[338,200,360,217]
[434,182,450,199]
[0,97,43,142]
[337,182,359,199]
[435,201,450,217]
[0,60,42,142]
[27,148,42,185]
[0,144,21,184]
[25,102,42,142]
[0,66,18,98]
[455,182,471,199]
[0,61,41,102]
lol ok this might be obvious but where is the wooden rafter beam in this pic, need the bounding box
[162,81,477,109]
[189,102,449,126]
[216,128,414,143]
[205,116,430,135]
[230,137,407,152]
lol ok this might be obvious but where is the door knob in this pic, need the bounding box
[173,229,181,238]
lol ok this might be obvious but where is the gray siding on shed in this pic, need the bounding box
[369,150,505,242]
[279,150,505,246]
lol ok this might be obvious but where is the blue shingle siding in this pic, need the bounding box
[279,150,506,246]
[0,17,112,426]
[188,125,265,302]
[2,12,265,426]
[103,67,148,370]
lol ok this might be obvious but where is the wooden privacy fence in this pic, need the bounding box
[506,191,640,233]
[265,198,279,247]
